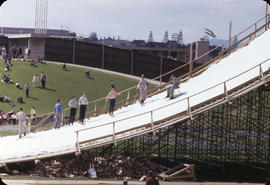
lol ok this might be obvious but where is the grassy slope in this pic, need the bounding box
[0,60,138,115]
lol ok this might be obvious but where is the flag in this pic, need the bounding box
[204,28,216,38]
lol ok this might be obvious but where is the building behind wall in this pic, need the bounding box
[0,27,73,37]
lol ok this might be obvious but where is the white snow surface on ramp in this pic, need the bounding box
[1,30,270,161]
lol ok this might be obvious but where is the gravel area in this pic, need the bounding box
[0,124,18,132]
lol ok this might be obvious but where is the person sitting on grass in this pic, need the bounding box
[3,65,9,72]
[15,82,22,89]
[4,95,10,103]
[2,74,12,83]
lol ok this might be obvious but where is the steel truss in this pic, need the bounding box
[89,84,270,165]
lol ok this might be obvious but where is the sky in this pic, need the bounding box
[0,0,267,43]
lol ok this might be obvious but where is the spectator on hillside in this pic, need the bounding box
[85,70,91,78]
[145,171,159,185]
[31,106,37,123]
[24,83,30,97]
[106,88,121,116]
[3,66,9,72]
[16,107,28,138]
[15,82,21,89]
[9,111,17,125]
[110,80,115,88]
[137,74,148,106]
[1,45,7,58]
[68,96,77,125]
[2,74,12,83]
[4,95,10,103]
[78,92,88,124]
[5,59,11,67]
[30,59,36,66]
[53,99,63,129]
[62,63,68,71]
[32,74,39,86]
[40,72,46,88]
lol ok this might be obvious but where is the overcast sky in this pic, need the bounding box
[0,0,267,43]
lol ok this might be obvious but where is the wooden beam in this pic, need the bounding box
[229,20,232,54]
[266,2,269,30]
[189,43,193,76]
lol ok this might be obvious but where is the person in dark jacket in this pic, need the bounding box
[145,171,159,185]
[68,96,77,124]
[40,72,46,88]
[24,83,30,97]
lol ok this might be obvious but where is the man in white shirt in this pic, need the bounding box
[16,107,28,138]
[78,92,88,123]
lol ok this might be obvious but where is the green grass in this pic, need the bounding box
[0,60,139,115]
[0,131,17,137]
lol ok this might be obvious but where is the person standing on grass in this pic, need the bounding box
[68,96,77,125]
[32,74,39,86]
[54,99,63,129]
[78,92,88,123]
[40,72,46,88]
[137,74,148,106]
[106,88,121,116]
[16,107,28,138]
[24,83,30,97]
[110,80,115,88]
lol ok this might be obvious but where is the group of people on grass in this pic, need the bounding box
[53,91,89,128]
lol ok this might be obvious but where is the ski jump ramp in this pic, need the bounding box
[1,22,270,165]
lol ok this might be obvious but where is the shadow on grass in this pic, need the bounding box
[37,86,56,92]
[27,96,39,101]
